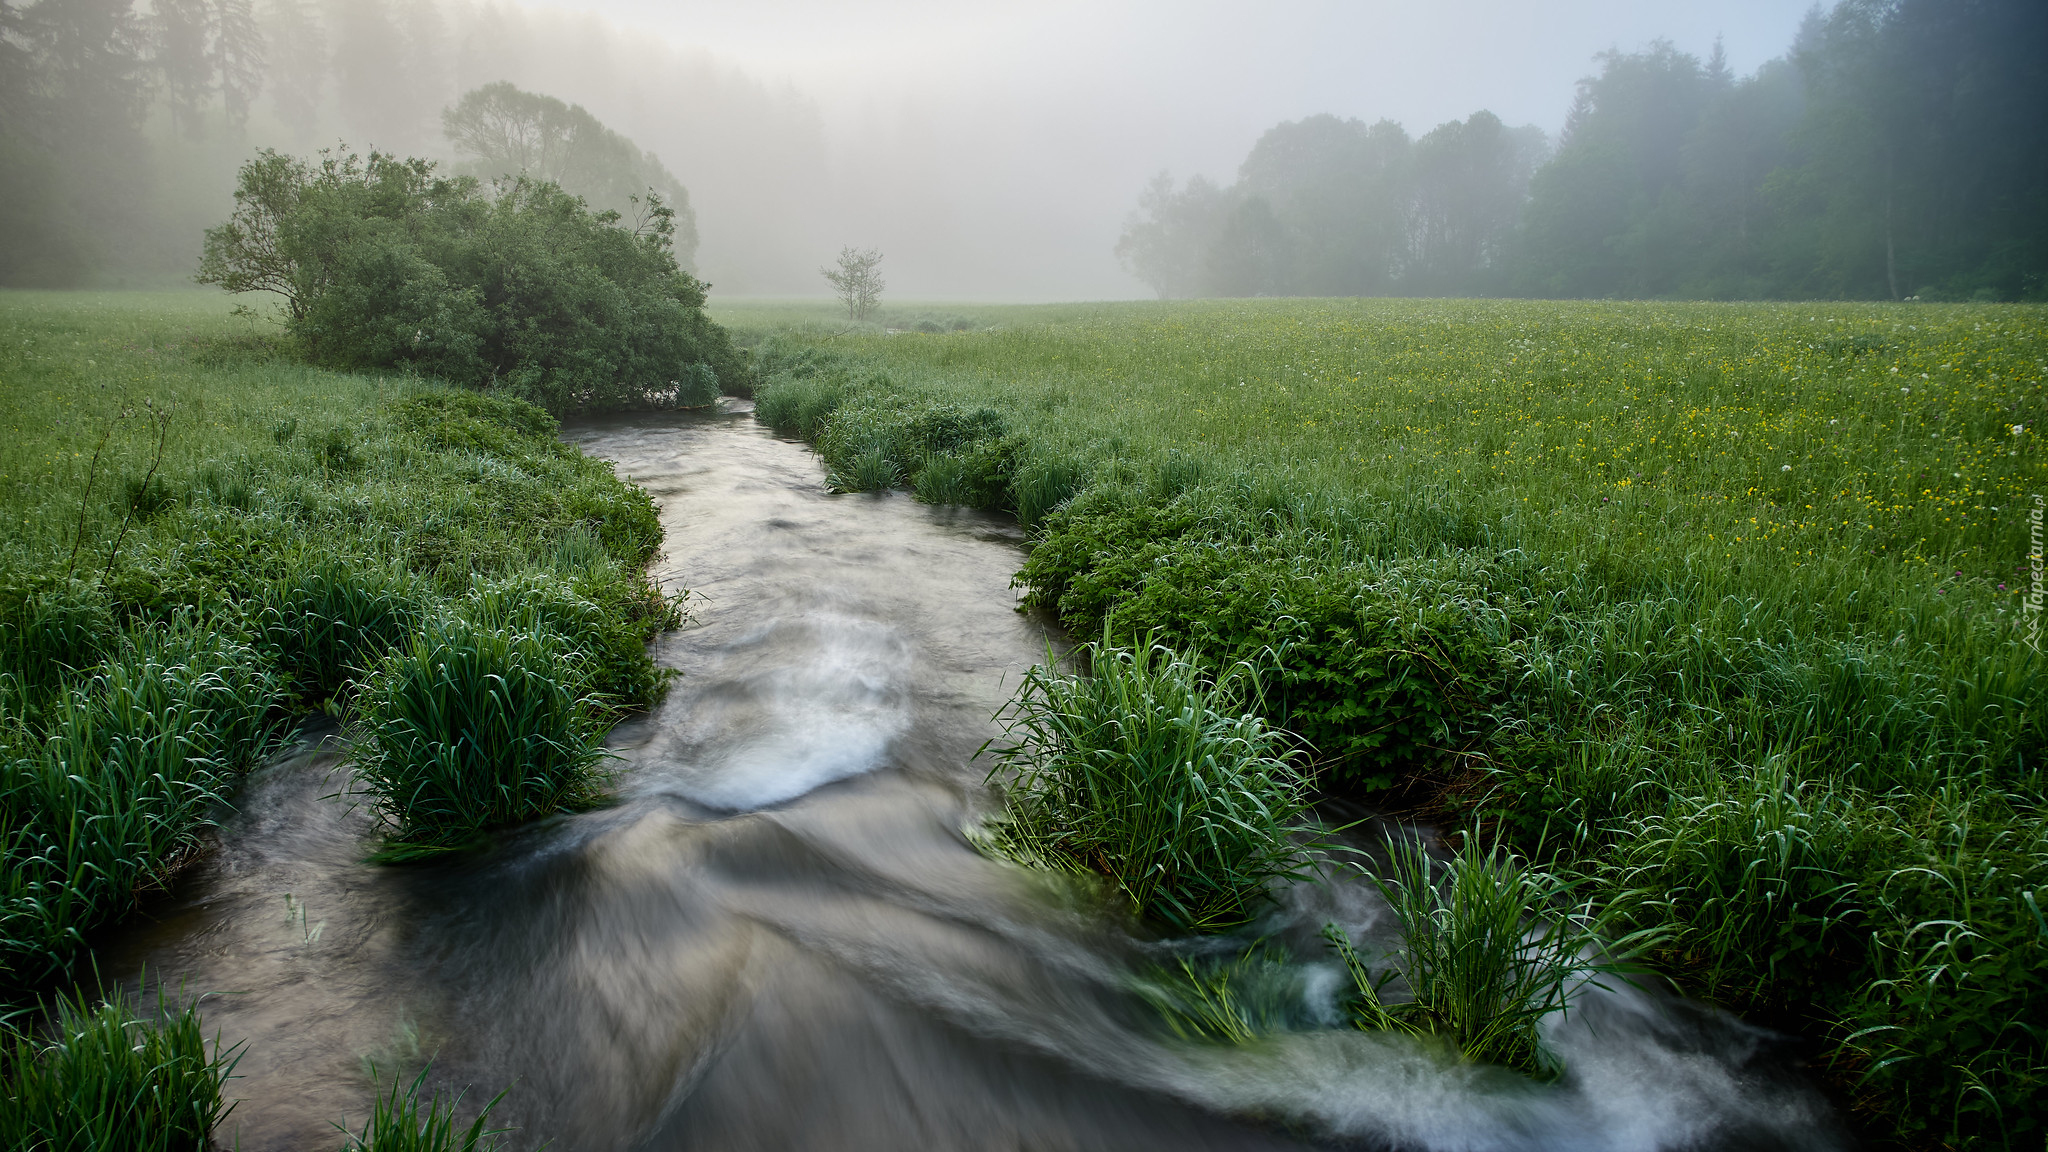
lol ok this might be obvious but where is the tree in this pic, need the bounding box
[1115,172,1230,299]
[213,0,264,134]
[822,246,883,321]
[152,0,213,136]
[197,146,746,409]
[442,81,700,269]
[258,0,323,142]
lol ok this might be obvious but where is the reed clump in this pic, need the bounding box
[349,616,611,856]
[980,639,1314,933]
[334,1065,510,1152]
[0,984,239,1151]
[1325,836,1661,1076]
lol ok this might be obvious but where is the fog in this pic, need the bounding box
[0,0,1821,298]
[518,0,1811,298]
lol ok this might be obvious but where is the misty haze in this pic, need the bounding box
[1,2,2043,1150]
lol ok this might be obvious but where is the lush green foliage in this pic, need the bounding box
[2,623,280,992]
[336,1065,508,1152]
[1,292,676,1003]
[1017,489,1510,787]
[198,149,744,412]
[979,640,1314,933]
[737,295,2046,1147]
[1326,838,1658,1075]
[0,985,240,1152]
[351,616,609,855]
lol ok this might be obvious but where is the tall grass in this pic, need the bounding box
[350,616,610,856]
[263,557,429,703]
[980,639,1314,933]
[2,621,281,994]
[0,983,240,1151]
[1326,836,1662,1076]
[743,297,2047,1143]
[2,292,678,1002]
[334,1064,509,1152]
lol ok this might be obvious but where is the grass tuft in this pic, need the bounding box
[1326,835,1662,1076]
[349,615,610,855]
[0,983,240,1151]
[979,638,1314,933]
[334,1064,509,1152]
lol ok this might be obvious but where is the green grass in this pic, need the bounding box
[747,297,2047,1148]
[351,615,611,856]
[2,289,677,1004]
[1325,836,1662,1077]
[334,1065,509,1152]
[0,983,240,1151]
[978,639,1315,933]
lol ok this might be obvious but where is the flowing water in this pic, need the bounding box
[109,406,1850,1151]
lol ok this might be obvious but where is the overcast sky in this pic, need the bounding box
[523,0,1817,298]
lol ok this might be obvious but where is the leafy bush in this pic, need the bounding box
[199,149,747,412]
[350,616,609,855]
[979,640,1313,932]
[0,985,239,1152]
[1018,489,1507,787]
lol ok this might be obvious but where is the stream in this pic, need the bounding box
[108,405,1850,1151]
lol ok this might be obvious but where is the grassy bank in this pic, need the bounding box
[740,297,2046,1149]
[2,290,678,1140]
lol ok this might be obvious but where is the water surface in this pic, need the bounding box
[109,407,1847,1151]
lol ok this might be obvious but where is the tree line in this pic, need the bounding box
[1120,0,2047,302]
[0,0,818,289]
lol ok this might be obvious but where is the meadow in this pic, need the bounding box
[1,290,676,1144]
[739,297,2046,1150]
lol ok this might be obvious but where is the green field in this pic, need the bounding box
[740,297,2046,1148]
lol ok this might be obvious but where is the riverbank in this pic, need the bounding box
[736,297,2046,1150]
[1,291,678,1138]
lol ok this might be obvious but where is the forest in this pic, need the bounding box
[1118,0,2047,302]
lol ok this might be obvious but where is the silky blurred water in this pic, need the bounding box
[106,404,1849,1151]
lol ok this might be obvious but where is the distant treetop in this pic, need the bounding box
[442,81,700,271]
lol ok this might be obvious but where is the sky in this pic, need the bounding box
[522,0,1817,299]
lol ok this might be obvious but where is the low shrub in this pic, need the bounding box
[979,640,1314,932]
[1020,489,1507,787]
[0,985,239,1152]
[349,616,610,855]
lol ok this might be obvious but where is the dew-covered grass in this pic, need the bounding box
[744,296,2047,1148]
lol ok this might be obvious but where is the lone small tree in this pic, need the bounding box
[822,247,884,321]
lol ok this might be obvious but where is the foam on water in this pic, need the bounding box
[647,611,911,810]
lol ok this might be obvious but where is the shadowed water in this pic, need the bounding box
[105,405,1850,1151]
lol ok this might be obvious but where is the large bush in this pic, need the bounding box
[199,149,744,411]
